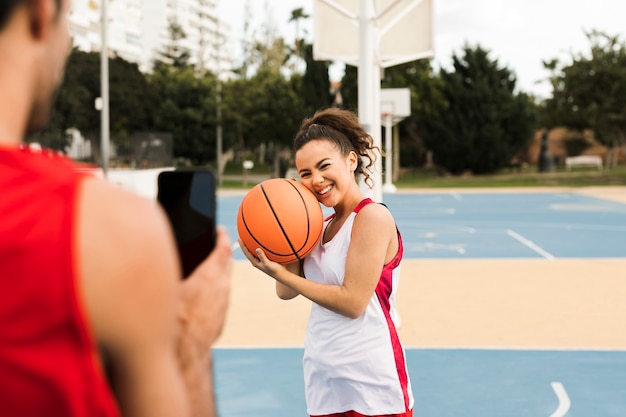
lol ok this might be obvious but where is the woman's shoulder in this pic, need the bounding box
[354,200,395,228]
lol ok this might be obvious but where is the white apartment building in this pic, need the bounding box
[69,0,232,75]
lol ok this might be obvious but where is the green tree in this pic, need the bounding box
[154,19,191,70]
[38,49,153,155]
[422,45,537,175]
[147,65,216,165]
[288,7,309,61]
[543,30,626,168]
[221,68,303,175]
[340,64,358,112]
[251,35,290,74]
[301,43,333,115]
[221,1,304,173]
[239,3,290,76]
[382,59,444,167]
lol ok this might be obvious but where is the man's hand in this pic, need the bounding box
[179,226,233,353]
[176,226,233,417]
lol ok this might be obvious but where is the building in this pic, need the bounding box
[69,0,232,75]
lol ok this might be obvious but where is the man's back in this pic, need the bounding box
[0,146,119,417]
[0,1,233,414]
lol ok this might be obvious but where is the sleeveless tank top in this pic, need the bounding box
[302,198,413,415]
[0,146,119,417]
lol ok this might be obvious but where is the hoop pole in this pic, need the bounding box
[382,113,396,193]
[358,0,383,202]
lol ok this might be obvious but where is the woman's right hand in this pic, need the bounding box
[238,239,285,279]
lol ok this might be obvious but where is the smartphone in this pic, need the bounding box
[157,169,216,279]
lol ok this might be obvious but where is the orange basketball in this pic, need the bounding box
[237,178,324,264]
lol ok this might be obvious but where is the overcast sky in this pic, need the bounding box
[216,0,626,99]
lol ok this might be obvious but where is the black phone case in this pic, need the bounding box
[157,169,216,278]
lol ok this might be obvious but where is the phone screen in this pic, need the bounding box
[157,169,216,279]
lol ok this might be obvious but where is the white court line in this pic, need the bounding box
[549,382,571,417]
[449,192,462,201]
[507,229,556,260]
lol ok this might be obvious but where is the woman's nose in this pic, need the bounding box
[312,171,324,185]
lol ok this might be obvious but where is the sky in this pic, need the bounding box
[216,0,626,99]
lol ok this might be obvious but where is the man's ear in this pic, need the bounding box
[28,0,56,40]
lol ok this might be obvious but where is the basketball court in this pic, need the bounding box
[216,1,626,413]
[213,187,626,416]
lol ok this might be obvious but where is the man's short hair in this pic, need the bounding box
[0,0,63,31]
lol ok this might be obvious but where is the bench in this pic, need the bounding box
[565,155,603,171]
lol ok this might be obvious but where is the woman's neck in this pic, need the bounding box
[333,189,365,219]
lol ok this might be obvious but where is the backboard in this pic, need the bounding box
[381,88,411,124]
[313,0,433,68]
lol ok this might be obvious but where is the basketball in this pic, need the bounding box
[237,178,324,264]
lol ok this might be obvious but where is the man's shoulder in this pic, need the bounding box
[78,177,178,281]
[81,178,166,236]
[77,178,181,376]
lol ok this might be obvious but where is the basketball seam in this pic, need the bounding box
[284,179,314,255]
[240,207,292,258]
[260,180,304,260]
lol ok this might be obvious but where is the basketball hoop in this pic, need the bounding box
[313,0,431,202]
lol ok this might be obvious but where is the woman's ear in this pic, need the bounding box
[347,151,358,172]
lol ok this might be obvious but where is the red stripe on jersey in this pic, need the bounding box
[354,199,411,411]
[374,232,410,411]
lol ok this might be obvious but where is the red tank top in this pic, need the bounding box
[0,146,119,417]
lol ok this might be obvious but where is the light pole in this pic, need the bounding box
[216,77,223,186]
[100,0,110,177]
[215,20,223,187]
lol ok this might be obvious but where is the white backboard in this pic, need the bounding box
[381,88,411,121]
[313,0,433,68]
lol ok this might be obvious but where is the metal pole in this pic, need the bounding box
[358,0,382,202]
[215,20,223,187]
[100,0,110,177]
[357,0,373,138]
[372,63,382,202]
[216,79,223,186]
[382,114,396,193]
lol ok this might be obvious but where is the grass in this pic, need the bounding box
[394,165,626,188]
[217,161,626,190]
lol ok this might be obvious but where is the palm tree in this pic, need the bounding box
[288,7,310,60]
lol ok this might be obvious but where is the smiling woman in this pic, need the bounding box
[238,107,414,417]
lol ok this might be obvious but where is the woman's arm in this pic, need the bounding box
[275,261,302,300]
[241,204,398,318]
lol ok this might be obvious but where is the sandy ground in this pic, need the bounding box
[215,186,626,350]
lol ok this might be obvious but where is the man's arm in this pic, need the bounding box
[78,177,232,417]
[177,226,232,416]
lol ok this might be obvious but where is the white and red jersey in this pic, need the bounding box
[302,198,413,415]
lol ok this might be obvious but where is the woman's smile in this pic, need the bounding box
[317,184,333,196]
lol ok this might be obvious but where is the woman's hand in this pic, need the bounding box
[238,239,285,279]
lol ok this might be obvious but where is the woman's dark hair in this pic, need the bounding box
[293,107,380,188]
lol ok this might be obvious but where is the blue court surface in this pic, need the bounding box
[214,191,626,416]
[213,347,626,417]
[218,191,626,260]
